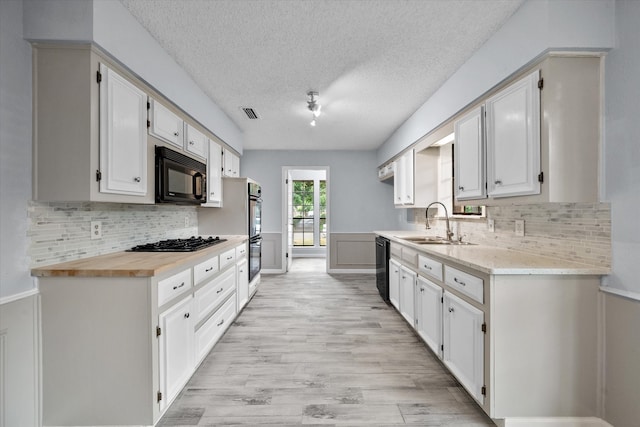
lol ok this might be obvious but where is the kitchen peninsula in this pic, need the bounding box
[32,235,249,426]
[376,230,608,424]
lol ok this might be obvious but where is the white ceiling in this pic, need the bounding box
[120,0,523,151]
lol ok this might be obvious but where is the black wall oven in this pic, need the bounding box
[248,182,262,282]
[155,146,206,205]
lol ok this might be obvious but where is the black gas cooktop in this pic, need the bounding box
[128,236,227,252]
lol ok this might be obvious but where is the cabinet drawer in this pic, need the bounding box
[418,254,443,282]
[235,243,247,259]
[193,255,219,285]
[195,294,236,362]
[444,266,484,304]
[158,269,192,307]
[219,248,236,270]
[194,268,236,323]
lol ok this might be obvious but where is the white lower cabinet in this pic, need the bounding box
[195,294,237,363]
[415,275,443,357]
[237,258,249,311]
[389,258,401,310]
[443,291,484,403]
[158,295,195,412]
[399,265,416,326]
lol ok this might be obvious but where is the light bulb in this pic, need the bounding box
[312,104,322,118]
[310,119,316,127]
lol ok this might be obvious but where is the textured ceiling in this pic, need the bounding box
[120,0,523,151]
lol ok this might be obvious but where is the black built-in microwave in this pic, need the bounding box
[155,146,206,205]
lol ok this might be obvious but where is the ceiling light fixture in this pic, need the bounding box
[307,91,322,126]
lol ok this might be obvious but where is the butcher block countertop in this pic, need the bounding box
[376,230,610,276]
[31,235,247,278]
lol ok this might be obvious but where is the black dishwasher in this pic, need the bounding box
[375,236,390,302]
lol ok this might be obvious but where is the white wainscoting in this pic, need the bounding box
[260,232,283,273]
[0,291,40,427]
[329,233,376,273]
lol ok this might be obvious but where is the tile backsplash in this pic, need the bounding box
[409,202,611,267]
[28,201,199,267]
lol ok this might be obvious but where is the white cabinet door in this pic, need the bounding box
[399,265,416,327]
[416,275,443,357]
[149,98,183,148]
[203,139,223,207]
[443,291,484,403]
[99,63,147,196]
[389,258,401,310]
[454,106,486,200]
[486,69,541,198]
[158,295,194,411]
[237,258,249,311]
[185,124,208,159]
[393,150,415,206]
[223,148,240,177]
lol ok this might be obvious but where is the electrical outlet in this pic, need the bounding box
[487,218,495,233]
[184,216,189,227]
[91,221,102,240]
[515,219,525,237]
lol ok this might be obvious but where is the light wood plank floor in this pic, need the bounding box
[159,258,495,426]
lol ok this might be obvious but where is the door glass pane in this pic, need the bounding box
[292,180,314,246]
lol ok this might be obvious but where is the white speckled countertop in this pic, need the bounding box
[375,231,609,276]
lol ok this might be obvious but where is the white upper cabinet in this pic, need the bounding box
[486,69,541,198]
[99,63,147,196]
[454,106,486,200]
[202,138,223,207]
[223,148,240,177]
[394,150,414,206]
[149,99,183,148]
[185,124,208,159]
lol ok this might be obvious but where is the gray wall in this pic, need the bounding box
[241,150,400,233]
[0,0,33,299]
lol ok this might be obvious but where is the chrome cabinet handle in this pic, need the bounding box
[449,307,455,313]
[454,277,466,286]
[173,131,179,136]
[133,177,141,182]
[184,313,190,319]
[205,267,214,272]
[459,186,464,191]
[216,287,224,294]
[189,140,195,145]
[494,180,502,185]
[173,282,185,290]
[217,319,224,327]
[423,264,432,270]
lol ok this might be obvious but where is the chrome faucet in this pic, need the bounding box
[425,202,454,241]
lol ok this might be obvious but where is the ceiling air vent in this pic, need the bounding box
[241,107,260,120]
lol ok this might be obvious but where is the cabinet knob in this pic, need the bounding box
[189,140,195,145]
[494,180,502,185]
[458,186,464,191]
[133,177,141,182]
[173,132,179,137]
[184,313,190,319]
[448,307,455,313]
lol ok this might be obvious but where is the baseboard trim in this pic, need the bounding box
[328,268,375,274]
[500,417,613,427]
[260,268,285,274]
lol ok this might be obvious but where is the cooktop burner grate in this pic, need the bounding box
[128,236,227,252]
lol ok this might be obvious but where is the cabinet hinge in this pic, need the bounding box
[538,171,544,183]
[156,326,161,337]
[481,323,487,334]
[441,296,444,304]
[481,386,487,396]
[96,70,102,83]
[441,344,444,351]
[147,119,151,129]
[538,78,544,90]
[147,101,151,110]
[286,252,289,258]
[157,391,162,402]
[96,170,102,182]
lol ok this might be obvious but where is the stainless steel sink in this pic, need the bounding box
[396,236,475,245]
